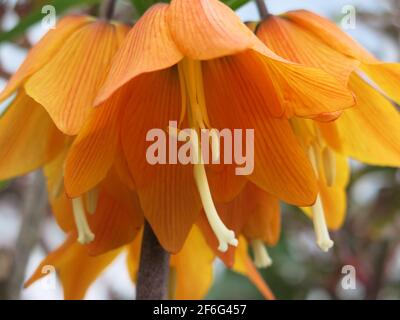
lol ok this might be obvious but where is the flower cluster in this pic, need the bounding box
[0,0,399,299]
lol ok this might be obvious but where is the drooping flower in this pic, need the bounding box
[25,139,280,299]
[25,224,272,300]
[67,0,356,254]
[44,144,143,250]
[0,15,129,135]
[0,90,64,180]
[254,10,400,251]
[0,15,130,181]
[0,16,133,245]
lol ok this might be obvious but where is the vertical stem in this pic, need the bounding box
[6,171,48,299]
[99,0,117,20]
[136,221,170,300]
[255,0,270,20]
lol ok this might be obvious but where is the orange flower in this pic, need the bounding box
[26,138,275,300]
[255,10,400,251]
[291,118,350,251]
[0,16,130,184]
[67,0,356,254]
[0,16,129,135]
[0,16,135,248]
[25,225,272,300]
[0,90,64,180]
[44,144,142,250]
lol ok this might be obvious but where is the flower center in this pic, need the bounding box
[72,197,95,244]
[251,239,273,268]
[177,58,238,252]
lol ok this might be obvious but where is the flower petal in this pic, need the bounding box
[0,15,90,102]
[25,21,125,135]
[256,16,359,86]
[167,0,256,60]
[25,233,121,300]
[121,69,201,253]
[86,172,144,256]
[361,62,400,106]
[95,4,183,105]
[64,89,125,197]
[248,47,355,117]
[284,10,375,62]
[198,183,275,267]
[319,74,400,166]
[127,226,214,300]
[233,237,275,300]
[44,144,75,232]
[170,226,214,300]
[242,187,281,246]
[126,230,142,283]
[0,91,64,180]
[302,154,349,230]
[203,57,318,205]
[206,165,248,203]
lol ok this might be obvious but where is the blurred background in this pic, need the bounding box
[0,0,400,300]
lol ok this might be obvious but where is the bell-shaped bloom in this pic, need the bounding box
[291,118,350,251]
[0,15,129,135]
[283,10,400,107]
[255,11,400,251]
[0,16,134,242]
[0,90,64,180]
[28,148,275,299]
[73,0,356,254]
[0,15,130,189]
[25,224,272,300]
[44,137,142,250]
[257,12,400,166]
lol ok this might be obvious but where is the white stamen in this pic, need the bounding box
[178,58,236,252]
[194,162,238,252]
[85,188,98,215]
[72,197,95,244]
[312,194,334,252]
[251,239,273,268]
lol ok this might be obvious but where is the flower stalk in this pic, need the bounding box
[99,0,117,20]
[136,221,171,300]
[255,0,270,20]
